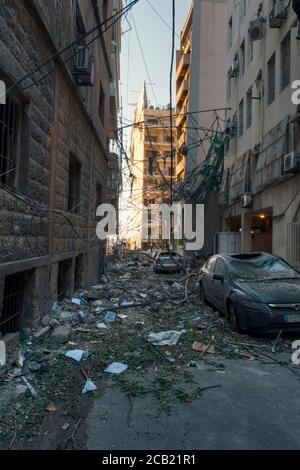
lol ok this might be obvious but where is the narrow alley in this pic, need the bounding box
[1,254,300,450]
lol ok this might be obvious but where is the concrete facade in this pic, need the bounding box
[221,0,300,265]
[0,0,121,337]
[128,84,176,249]
[175,0,227,256]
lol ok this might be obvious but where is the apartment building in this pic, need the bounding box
[176,6,192,182]
[0,0,121,341]
[219,0,300,266]
[175,0,227,256]
[128,84,176,249]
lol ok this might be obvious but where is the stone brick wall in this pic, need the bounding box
[0,0,119,333]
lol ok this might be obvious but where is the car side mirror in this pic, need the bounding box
[213,273,224,283]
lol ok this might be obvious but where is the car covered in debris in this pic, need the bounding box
[153,251,184,274]
[199,252,300,333]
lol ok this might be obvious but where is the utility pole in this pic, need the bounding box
[169,0,176,247]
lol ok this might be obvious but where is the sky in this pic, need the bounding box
[120,0,192,134]
[118,0,192,239]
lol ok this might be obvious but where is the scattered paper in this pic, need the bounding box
[82,379,98,394]
[120,300,135,307]
[148,330,186,346]
[65,349,86,362]
[118,314,128,320]
[192,342,215,354]
[105,362,128,375]
[96,307,105,314]
[97,323,108,330]
[104,312,117,323]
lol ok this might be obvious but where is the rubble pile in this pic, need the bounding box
[0,256,296,449]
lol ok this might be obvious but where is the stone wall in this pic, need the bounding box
[0,0,118,335]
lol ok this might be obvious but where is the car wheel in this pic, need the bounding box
[199,282,206,304]
[227,302,241,332]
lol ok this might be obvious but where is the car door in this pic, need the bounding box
[212,258,228,313]
[202,256,217,303]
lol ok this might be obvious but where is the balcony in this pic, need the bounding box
[176,79,188,108]
[176,158,185,178]
[176,53,190,81]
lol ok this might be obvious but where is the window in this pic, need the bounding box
[145,135,157,143]
[248,33,253,64]
[103,0,109,22]
[58,259,73,301]
[99,83,105,124]
[96,182,103,209]
[239,99,244,137]
[76,1,86,44]
[1,271,27,334]
[240,40,245,76]
[246,88,252,129]
[74,254,84,290]
[0,95,30,193]
[240,0,247,19]
[68,153,81,214]
[281,31,291,91]
[227,75,231,100]
[215,258,228,277]
[267,53,276,105]
[0,96,20,188]
[228,17,233,50]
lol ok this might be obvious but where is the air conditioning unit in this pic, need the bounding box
[225,122,237,137]
[73,47,94,86]
[229,58,239,78]
[249,18,264,41]
[241,193,253,208]
[283,152,300,174]
[274,0,288,19]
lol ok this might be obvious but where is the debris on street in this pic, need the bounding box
[148,330,186,346]
[0,254,299,449]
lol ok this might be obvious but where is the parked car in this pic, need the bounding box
[199,252,300,333]
[153,251,184,273]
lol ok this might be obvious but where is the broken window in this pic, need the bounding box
[281,31,291,91]
[57,259,72,301]
[0,96,20,188]
[267,53,276,105]
[239,99,244,137]
[99,83,105,125]
[74,254,84,290]
[0,271,27,335]
[246,88,252,129]
[76,1,86,44]
[68,153,81,214]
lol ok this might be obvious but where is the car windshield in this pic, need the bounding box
[159,252,179,258]
[228,255,300,281]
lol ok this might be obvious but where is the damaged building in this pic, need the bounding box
[219,0,300,267]
[0,0,121,343]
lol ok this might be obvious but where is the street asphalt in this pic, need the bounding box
[86,354,300,450]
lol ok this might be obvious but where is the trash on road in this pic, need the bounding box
[82,379,98,394]
[192,342,215,354]
[104,312,117,323]
[96,307,105,314]
[105,362,128,374]
[46,403,57,413]
[120,300,135,307]
[97,323,109,330]
[21,376,38,397]
[65,350,86,362]
[118,313,128,320]
[148,330,186,346]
